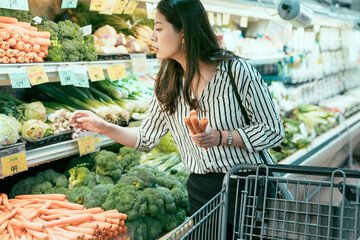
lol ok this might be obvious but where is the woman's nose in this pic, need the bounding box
[151,31,156,41]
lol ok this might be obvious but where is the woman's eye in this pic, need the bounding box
[155,29,161,32]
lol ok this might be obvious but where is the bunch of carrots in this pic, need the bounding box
[0,193,129,240]
[0,16,51,64]
[184,110,209,150]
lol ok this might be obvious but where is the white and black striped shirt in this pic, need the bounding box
[135,58,284,174]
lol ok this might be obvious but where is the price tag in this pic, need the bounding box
[208,12,215,26]
[100,0,116,15]
[223,13,230,25]
[95,137,102,144]
[113,0,128,14]
[107,64,127,81]
[73,68,89,88]
[146,2,156,19]
[123,0,138,15]
[88,66,105,81]
[32,16,43,25]
[0,1,10,8]
[89,0,106,11]
[216,13,222,26]
[131,54,148,73]
[78,135,96,156]
[240,16,248,28]
[80,25,92,36]
[27,65,49,86]
[1,152,27,177]
[61,0,78,8]
[58,66,76,85]
[9,0,29,10]
[9,72,31,88]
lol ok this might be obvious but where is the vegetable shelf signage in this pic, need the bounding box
[26,65,49,85]
[78,135,96,156]
[0,143,27,178]
[107,64,127,81]
[88,65,105,81]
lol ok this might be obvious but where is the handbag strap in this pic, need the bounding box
[226,60,270,164]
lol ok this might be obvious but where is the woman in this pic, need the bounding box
[70,0,284,238]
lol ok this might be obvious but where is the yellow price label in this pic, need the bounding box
[100,0,116,15]
[1,152,27,177]
[95,137,102,144]
[113,0,128,14]
[88,66,105,81]
[89,0,107,11]
[123,0,138,15]
[26,65,49,85]
[107,64,127,81]
[78,135,96,156]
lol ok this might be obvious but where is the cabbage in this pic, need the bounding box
[21,120,52,140]
[157,132,179,153]
[9,115,22,133]
[0,114,20,146]
[24,102,47,121]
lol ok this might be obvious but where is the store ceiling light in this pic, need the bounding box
[278,0,314,28]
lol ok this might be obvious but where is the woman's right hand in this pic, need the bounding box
[69,110,109,134]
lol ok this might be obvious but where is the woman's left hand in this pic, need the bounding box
[190,128,220,148]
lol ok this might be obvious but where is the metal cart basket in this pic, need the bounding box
[165,164,360,240]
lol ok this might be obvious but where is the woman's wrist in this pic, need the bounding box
[217,130,229,146]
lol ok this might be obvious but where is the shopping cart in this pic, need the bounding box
[165,164,360,240]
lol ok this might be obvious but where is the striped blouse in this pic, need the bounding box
[135,58,284,174]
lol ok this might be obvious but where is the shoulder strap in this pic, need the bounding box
[226,60,270,164]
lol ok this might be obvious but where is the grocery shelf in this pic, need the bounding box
[0,59,161,86]
[280,111,360,168]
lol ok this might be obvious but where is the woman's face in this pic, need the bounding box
[151,11,184,60]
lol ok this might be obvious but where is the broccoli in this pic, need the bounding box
[0,9,35,22]
[157,175,185,191]
[143,216,162,240]
[64,156,95,177]
[83,184,113,209]
[175,207,186,224]
[31,181,52,194]
[156,186,177,214]
[41,169,69,188]
[66,186,91,204]
[118,146,141,173]
[46,46,66,62]
[94,150,123,181]
[127,170,157,188]
[95,173,114,185]
[126,219,147,240]
[102,183,147,221]
[128,164,159,176]
[143,188,165,218]
[44,187,68,195]
[118,175,147,190]
[68,166,96,189]
[173,171,189,186]
[37,20,59,40]
[159,213,179,232]
[58,20,82,40]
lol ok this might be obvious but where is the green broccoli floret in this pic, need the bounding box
[175,207,187,224]
[159,213,179,232]
[143,188,165,218]
[0,9,36,22]
[157,175,185,191]
[46,46,66,62]
[94,150,123,181]
[31,181,52,194]
[64,156,95,177]
[37,20,59,40]
[129,164,159,176]
[156,186,177,214]
[118,146,141,173]
[95,173,114,185]
[58,20,82,40]
[84,35,94,45]
[61,39,78,54]
[102,183,147,221]
[127,170,157,188]
[117,175,145,190]
[143,216,162,240]
[173,171,189,186]
[68,166,96,189]
[66,186,91,204]
[83,184,113,209]
[82,47,98,61]
[126,219,147,240]
[44,187,68,195]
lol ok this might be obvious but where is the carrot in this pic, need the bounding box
[7,38,16,47]
[37,32,50,39]
[20,234,27,240]
[45,213,92,227]
[200,117,208,132]
[16,56,24,63]
[9,57,16,63]
[13,227,23,239]
[19,51,25,57]
[0,16,18,24]
[34,38,50,47]
[33,57,42,63]
[49,200,84,210]
[76,222,99,229]
[190,116,201,134]
[52,227,83,240]
[1,194,12,210]
[184,117,196,135]
[13,22,31,30]
[12,49,20,57]
[3,233,10,240]
[14,41,25,50]
[11,33,21,42]
[97,212,126,220]
[26,229,49,240]
[2,56,9,63]
[64,226,95,236]
[5,49,14,57]
[29,27,38,32]
[40,46,48,52]
[21,35,30,44]
[26,52,36,60]
[10,219,45,231]
[16,195,66,201]
[190,110,197,117]
[0,31,10,40]
[0,220,8,233]
[0,49,5,57]
[1,41,10,50]
[28,31,38,38]
[7,223,15,240]
[32,44,40,53]
[107,218,120,225]
[92,215,106,222]
[29,38,35,46]
[24,44,32,53]
[0,37,3,44]
[40,213,69,221]
[0,23,15,34]
[24,57,29,63]
[25,232,32,240]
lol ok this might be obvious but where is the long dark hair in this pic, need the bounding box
[155,0,236,115]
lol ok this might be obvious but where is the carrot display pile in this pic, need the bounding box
[0,16,50,63]
[0,193,129,240]
[184,110,209,150]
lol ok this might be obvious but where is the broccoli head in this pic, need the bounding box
[159,213,179,232]
[47,46,66,62]
[58,20,82,40]
[44,187,68,195]
[126,219,147,240]
[175,207,187,224]
[143,216,162,240]
[118,146,141,173]
[173,171,189,186]
[126,170,157,188]
[64,155,95,177]
[128,164,159,176]
[118,175,145,190]
[95,173,114,185]
[143,188,165,218]
[157,174,185,191]
[37,20,59,40]
[156,186,177,214]
[102,183,147,221]
[94,150,123,181]
[68,166,96,189]
[66,186,91,204]
[83,184,113,209]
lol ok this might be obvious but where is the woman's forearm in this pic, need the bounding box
[102,123,139,148]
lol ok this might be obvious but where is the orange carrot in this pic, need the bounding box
[1,41,10,50]
[29,27,38,32]
[10,33,21,42]
[6,38,16,47]
[32,44,40,53]
[37,32,50,39]
[9,57,16,63]
[0,49,5,57]
[13,226,23,238]
[40,46,48,52]
[190,116,201,134]
[24,44,32,52]
[13,22,31,30]
[5,49,14,58]
[26,52,37,60]
[7,223,15,240]
[24,57,29,63]
[1,194,12,210]
[34,38,50,47]
[0,31,10,40]
[52,227,84,240]
[10,219,45,231]
[37,52,45,58]
[45,213,92,227]
[21,35,30,44]
[2,56,9,63]
[19,51,25,57]
[0,23,15,34]
[190,110,197,117]
[0,16,18,24]
[25,232,32,240]
[28,31,38,38]
[0,220,8,233]
[200,117,208,132]
[97,212,126,220]
[0,37,2,44]
[184,117,196,135]
[64,226,95,236]
[26,229,49,240]
[14,41,25,50]
[29,38,35,46]
[76,222,99,229]
[13,49,20,57]
[3,233,10,240]
[34,56,43,63]
[16,56,24,63]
